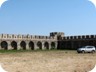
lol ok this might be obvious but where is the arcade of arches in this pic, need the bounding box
[0,41,57,50]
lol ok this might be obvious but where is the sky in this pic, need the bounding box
[0,0,96,36]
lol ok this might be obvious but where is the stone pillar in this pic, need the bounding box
[0,41,1,50]
[8,45,12,50]
[0,45,1,50]
[49,42,51,50]
[42,42,45,50]
[34,41,38,50]
[26,42,29,50]
[7,41,12,50]
[55,41,58,49]
[17,41,21,50]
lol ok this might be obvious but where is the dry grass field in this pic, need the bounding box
[0,50,96,72]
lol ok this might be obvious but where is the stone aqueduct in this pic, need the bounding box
[0,32,61,50]
[0,32,96,50]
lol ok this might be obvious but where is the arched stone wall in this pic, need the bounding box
[0,36,57,50]
[0,40,57,50]
[0,33,58,50]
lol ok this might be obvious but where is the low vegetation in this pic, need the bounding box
[0,50,95,72]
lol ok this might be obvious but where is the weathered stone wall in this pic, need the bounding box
[2,32,95,50]
[58,35,96,50]
[0,33,58,50]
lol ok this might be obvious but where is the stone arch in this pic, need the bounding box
[37,41,42,49]
[20,41,26,50]
[1,41,8,50]
[44,42,49,49]
[51,42,55,49]
[11,41,17,50]
[29,41,34,50]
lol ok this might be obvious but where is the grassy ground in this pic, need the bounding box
[0,50,95,72]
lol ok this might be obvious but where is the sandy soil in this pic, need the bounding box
[0,50,95,72]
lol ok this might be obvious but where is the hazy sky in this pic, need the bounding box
[0,0,96,36]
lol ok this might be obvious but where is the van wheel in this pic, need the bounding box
[82,50,85,53]
[91,50,95,53]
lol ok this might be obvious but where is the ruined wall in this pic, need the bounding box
[0,33,58,50]
[1,32,95,50]
[58,35,96,50]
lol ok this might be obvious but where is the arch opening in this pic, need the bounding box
[37,41,42,49]
[51,42,55,49]
[44,42,49,49]
[29,41,34,50]
[20,41,26,50]
[1,41,8,50]
[11,41,17,50]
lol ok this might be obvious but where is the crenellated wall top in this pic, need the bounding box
[0,34,57,40]
[63,35,96,40]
